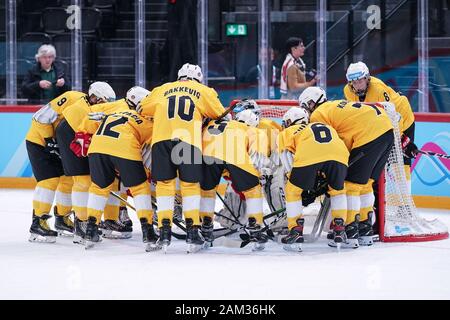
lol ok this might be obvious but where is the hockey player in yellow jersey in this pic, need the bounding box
[138,63,226,253]
[26,90,86,242]
[300,87,394,247]
[82,109,156,251]
[54,82,138,244]
[278,107,349,251]
[201,109,270,251]
[215,99,286,234]
[70,86,152,247]
[344,62,418,229]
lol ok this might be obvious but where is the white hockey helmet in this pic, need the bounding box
[234,109,260,127]
[298,87,327,113]
[282,107,310,128]
[233,99,261,117]
[346,61,370,82]
[88,81,116,102]
[126,86,150,109]
[346,62,371,97]
[177,63,203,83]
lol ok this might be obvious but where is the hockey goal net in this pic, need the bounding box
[233,99,449,243]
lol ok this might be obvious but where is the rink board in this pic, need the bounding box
[0,107,449,208]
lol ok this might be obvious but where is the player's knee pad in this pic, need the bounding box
[284,180,302,202]
[155,179,176,196]
[57,175,74,193]
[72,175,92,192]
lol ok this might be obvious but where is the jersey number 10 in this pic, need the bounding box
[167,95,195,121]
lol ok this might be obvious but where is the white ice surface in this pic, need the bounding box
[1,188,450,300]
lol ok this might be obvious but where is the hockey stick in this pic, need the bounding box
[110,191,188,240]
[417,150,450,160]
[110,191,136,211]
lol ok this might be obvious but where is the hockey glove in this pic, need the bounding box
[88,112,106,121]
[70,132,92,157]
[44,137,60,158]
[301,190,317,207]
[401,134,419,159]
[223,175,245,201]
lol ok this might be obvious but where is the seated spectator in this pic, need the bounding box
[21,44,71,103]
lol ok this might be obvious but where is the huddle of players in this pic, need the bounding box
[26,61,418,253]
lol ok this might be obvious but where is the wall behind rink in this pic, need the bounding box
[0,107,449,208]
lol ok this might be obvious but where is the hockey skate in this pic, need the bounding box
[329,218,359,249]
[73,217,87,245]
[157,218,172,253]
[200,216,214,248]
[358,212,374,246]
[186,218,205,253]
[281,218,304,252]
[327,218,346,250]
[85,217,102,249]
[247,217,268,251]
[29,212,57,243]
[140,218,161,252]
[119,206,133,228]
[54,208,74,236]
[99,219,132,239]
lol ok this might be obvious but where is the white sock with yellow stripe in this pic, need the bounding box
[33,177,59,216]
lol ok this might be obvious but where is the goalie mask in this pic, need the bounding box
[177,63,203,83]
[234,109,260,127]
[126,86,150,110]
[282,107,310,128]
[233,99,261,117]
[346,61,370,97]
[298,87,327,113]
[88,81,116,103]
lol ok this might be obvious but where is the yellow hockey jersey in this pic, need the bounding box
[344,76,414,133]
[202,119,269,176]
[88,110,153,161]
[310,100,393,150]
[76,99,131,135]
[278,123,349,168]
[25,91,86,146]
[139,79,226,150]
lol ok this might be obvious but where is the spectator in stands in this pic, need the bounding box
[280,37,317,100]
[21,44,71,103]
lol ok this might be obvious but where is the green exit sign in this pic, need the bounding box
[226,24,248,36]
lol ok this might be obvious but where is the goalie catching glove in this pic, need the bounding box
[70,132,92,157]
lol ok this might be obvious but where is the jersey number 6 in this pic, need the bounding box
[310,123,332,143]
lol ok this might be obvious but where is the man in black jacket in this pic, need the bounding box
[21,44,71,103]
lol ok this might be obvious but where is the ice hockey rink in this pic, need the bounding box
[1,188,450,300]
